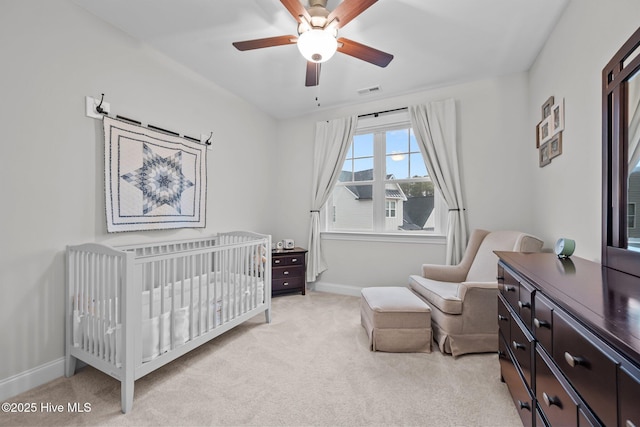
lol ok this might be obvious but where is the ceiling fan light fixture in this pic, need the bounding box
[297,29,337,63]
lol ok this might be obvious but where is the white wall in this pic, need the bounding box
[528,0,640,262]
[274,72,535,291]
[0,1,277,390]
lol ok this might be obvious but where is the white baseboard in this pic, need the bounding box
[311,281,364,297]
[0,358,65,401]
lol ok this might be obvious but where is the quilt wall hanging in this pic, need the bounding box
[104,116,207,232]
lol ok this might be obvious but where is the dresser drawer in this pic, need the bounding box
[272,265,304,280]
[498,294,512,342]
[536,347,578,427]
[501,269,520,310]
[553,310,617,427]
[517,280,535,330]
[272,276,305,292]
[533,294,553,353]
[510,316,534,387]
[499,334,534,427]
[272,254,304,267]
[619,365,640,427]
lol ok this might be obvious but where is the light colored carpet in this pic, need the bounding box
[3,291,523,427]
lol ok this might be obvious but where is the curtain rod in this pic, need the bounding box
[358,107,408,119]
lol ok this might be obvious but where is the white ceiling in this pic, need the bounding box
[73,0,569,119]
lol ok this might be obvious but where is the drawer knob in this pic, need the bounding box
[283,271,289,275]
[517,400,531,411]
[533,318,550,329]
[498,314,509,322]
[542,392,562,408]
[292,258,297,262]
[512,341,526,351]
[506,285,517,292]
[274,260,281,264]
[564,351,587,368]
[283,282,289,286]
[518,301,531,309]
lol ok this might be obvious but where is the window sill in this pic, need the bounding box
[320,231,446,245]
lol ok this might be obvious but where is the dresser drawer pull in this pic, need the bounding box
[283,282,289,286]
[533,318,550,329]
[505,285,517,292]
[274,259,281,264]
[626,420,637,427]
[292,258,298,262]
[517,400,531,411]
[498,315,509,322]
[517,301,530,309]
[564,351,587,368]
[283,271,289,275]
[512,341,526,351]
[542,392,562,408]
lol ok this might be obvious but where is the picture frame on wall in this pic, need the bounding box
[549,132,563,159]
[539,141,551,167]
[538,116,552,145]
[551,100,564,134]
[542,96,555,119]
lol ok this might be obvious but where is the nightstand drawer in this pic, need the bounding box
[272,254,304,267]
[272,265,304,279]
[272,276,304,292]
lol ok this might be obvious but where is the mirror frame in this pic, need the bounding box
[603,26,640,277]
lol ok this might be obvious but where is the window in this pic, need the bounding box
[629,203,636,229]
[324,112,445,234]
[385,201,397,218]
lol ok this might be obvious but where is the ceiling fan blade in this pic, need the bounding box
[305,61,321,87]
[337,37,393,67]
[327,0,377,29]
[280,0,311,23]
[232,35,297,51]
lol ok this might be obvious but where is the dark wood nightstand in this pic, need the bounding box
[271,247,307,296]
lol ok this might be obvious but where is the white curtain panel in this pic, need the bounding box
[410,99,468,265]
[307,116,358,282]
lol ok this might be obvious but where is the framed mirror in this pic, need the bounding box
[603,27,640,277]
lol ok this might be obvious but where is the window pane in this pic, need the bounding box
[329,184,374,231]
[354,159,374,181]
[398,182,435,231]
[410,153,428,178]
[353,134,374,157]
[386,154,409,179]
[386,129,409,154]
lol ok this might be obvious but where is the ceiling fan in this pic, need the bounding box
[232,0,393,87]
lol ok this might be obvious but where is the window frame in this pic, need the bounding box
[322,111,446,236]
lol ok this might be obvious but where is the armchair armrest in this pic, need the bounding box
[458,281,498,301]
[422,263,468,283]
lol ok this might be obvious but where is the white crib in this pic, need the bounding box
[65,231,271,413]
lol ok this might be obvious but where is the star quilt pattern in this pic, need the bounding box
[104,116,206,232]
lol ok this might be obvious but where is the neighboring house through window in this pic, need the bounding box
[323,111,445,234]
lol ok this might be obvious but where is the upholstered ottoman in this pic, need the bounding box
[360,287,432,353]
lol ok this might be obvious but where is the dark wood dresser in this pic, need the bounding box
[271,247,307,296]
[495,251,640,427]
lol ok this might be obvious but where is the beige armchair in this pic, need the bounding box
[408,229,543,357]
